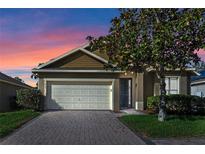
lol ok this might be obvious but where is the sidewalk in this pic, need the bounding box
[115,108,147,117]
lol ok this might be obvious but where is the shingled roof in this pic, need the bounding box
[191,70,205,81]
[0,72,32,89]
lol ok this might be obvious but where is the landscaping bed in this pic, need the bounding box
[0,109,40,137]
[119,115,205,138]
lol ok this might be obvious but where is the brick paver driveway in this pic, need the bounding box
[0,111,145,145]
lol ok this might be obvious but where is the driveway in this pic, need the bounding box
[0,111,145,145]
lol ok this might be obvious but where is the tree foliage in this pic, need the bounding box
[87,9,205,121]
[31,63,43,79]
[14,76,24,83]
[87,9,205,72]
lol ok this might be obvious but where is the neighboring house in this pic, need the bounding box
[32,44,197,112]
[191,70,205,97]
[0,72,32,112]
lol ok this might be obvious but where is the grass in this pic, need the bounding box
[0,109,40,137]
[119,115,205,138]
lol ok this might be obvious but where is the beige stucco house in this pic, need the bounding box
[32,44,197,112]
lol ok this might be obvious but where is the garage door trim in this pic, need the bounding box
[44,78,115,110]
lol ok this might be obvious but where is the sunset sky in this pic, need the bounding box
[0,8,118,86]
[0,8,205,87]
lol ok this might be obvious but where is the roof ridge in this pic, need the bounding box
[0,72,32,88]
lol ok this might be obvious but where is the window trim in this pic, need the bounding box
[165,76,180,94]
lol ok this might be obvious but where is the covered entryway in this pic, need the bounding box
[120,78,132,109]
[45,80,113,110]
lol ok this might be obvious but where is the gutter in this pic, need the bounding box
[146,67,200,76]
[32,69,124,73]
[191,80,205,86]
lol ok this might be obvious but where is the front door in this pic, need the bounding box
[120,78,132,109]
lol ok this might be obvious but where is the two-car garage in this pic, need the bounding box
[45,80,114,110]
[32,46,120,111]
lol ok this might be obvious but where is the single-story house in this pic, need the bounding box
[32,44,197,112]
[0,72,32,112]
[191,70,205,97]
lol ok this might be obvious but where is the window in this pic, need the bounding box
[165,77,179,94]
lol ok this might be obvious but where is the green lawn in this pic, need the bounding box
[119,115,205,138]
[0,109,40,137]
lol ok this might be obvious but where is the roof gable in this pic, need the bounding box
[37,44,109,69]
[44,49,105,69]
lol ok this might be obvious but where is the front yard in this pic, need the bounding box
[0,109,40,137]
[119,115,205,138]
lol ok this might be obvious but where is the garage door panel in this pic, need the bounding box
[54,98,73,103]
[46,83,112,110]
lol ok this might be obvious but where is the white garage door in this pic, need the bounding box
[46,84,112,110]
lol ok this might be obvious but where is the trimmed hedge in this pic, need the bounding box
[147,94,205,115]
[16,89,41,111]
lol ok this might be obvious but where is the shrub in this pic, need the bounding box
[16,89,41,111]
[147,94,205,115]
[9,96,21,110]
[147,96,160,113]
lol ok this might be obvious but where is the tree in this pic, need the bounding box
[31,63,44,79]
[87,9,205,121]
[14,76,24,83]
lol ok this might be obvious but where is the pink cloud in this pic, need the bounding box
[0,26,106,70]
[0,26,107,86]
[17,74,37,87]
[0,45,76,69]
[196,49,205,61]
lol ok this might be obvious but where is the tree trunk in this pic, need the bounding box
[158,65,166,121]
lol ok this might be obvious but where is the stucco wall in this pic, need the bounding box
[0,82,23,112]
[135,73,144,110]
[151,73,190,95]
[179,76,190,94]
[143,72,155,109]
[113,79,120,112]
[142,72,190,110]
